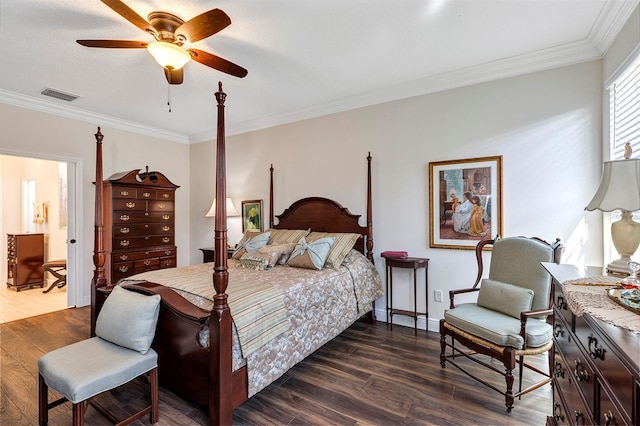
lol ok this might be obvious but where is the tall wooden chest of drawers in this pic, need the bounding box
[6,233,45,291]
[102,169,179,284]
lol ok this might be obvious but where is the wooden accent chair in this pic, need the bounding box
[439,236,562,411]
[38,286,161,425]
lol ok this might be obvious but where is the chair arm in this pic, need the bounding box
[519,308,554,345]
[448,288,479,309]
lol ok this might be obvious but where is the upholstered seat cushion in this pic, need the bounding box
[38,337,157,403]
[444,303,552,349]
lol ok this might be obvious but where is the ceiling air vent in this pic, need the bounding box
[40,88,80,102]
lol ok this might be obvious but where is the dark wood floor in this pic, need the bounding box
[1,307,551,425]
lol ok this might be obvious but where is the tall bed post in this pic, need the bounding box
[366,152,373,263]
[90,127,107,336]
[210,82,233,425]
[269,164,274,228]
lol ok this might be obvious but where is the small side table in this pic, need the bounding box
[385,256,429,335]
[199,247,234,263]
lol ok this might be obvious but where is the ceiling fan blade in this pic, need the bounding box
[164,68,184,85]
[188,49,247,78]
[176,9,231,43]
[100,0,156,35]
[77,40,148,48]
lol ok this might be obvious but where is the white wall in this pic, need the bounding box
[191,60,604,330]
[0,107,190,307]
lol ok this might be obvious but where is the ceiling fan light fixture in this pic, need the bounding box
[147,41,191,70]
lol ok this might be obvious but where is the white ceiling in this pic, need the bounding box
[1,0,638,144]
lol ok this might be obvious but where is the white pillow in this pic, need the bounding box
[95,285,161,354]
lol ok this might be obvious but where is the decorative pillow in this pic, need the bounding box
[266,228,310,244]
[477,279,534,319]
[232,231,271,259]
[95,285,161,354]
[258,243,297,267]
[287,236,335,270]
[307,232,361,269]
[238,254,270,270]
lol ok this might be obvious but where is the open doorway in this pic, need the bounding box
[0,154,77,323]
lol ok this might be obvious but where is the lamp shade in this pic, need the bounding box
[206,197,240,217]
[585,158,640,212]
[147,42,191,70]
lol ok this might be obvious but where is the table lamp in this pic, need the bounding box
[585,147,640,275]
[206,197,240,218]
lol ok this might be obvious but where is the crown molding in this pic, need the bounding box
[0,89,189,144]
[189,38,603,144]
[589,0,639,55]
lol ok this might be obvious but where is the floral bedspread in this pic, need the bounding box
[124,249,383,397]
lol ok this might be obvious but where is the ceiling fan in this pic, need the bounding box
[77,0,247,84]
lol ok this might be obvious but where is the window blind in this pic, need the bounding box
[610,49,640,160]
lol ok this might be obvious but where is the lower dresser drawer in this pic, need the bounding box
[598,380,627,426]
[574,316,634,423]
[553,350,593,425]
[112,257,160,282]
[554,318,595,414]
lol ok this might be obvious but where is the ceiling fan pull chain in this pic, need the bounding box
[167,84,172,113]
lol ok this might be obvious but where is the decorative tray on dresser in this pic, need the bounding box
[542,263,639,426]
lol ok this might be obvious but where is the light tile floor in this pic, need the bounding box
[0,282,68,324]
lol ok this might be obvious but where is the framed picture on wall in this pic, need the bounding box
[429,156,503,249]
[241,200,263,232]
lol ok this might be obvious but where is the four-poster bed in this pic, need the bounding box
[90,83,381,425]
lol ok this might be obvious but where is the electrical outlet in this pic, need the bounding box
[434,289,443,302]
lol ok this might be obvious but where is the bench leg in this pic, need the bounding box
[39,374,48,426]
[150,367,159,423]
[72,401,86,426]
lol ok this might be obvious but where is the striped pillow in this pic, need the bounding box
[307,232,362,269]
[266,228,310,244]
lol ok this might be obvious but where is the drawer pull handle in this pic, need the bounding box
[165,250,171,255]
[164,260,172,266]
[553,361,564,378]
[553,323,564,338]
[556,295,566,310]
[603,410,614,426]
[553,403,564,422]
[119,227,130,234]
[142,192,151,198]
[162,237,170,243]
[119,255,128,261]
[120,214,130,221]
[120,240,130,247]
[145,236,150,240]
[125,202,135,208]
[119,266,129,272]
[162,193,170,199]
[163,226,170,231]
[120,190,129,196]
[162,214,170,220]
[573,359,589,382]
[157,203,165,209]
[588,335,605,360]
[144,260,151,266]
